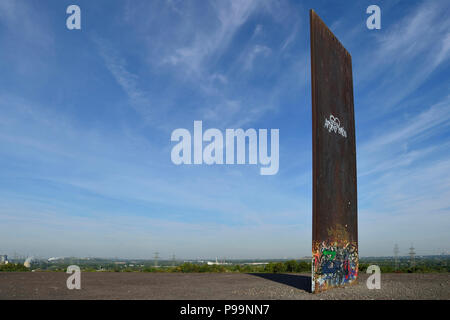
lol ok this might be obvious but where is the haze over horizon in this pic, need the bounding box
[0,0,449,259]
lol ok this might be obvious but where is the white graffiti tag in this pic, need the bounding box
[324,115,347,138]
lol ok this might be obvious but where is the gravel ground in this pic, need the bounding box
[0,272,448,300]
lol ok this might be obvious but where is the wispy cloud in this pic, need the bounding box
[361,95,450,154]
[356,91,450,255]
[280,21,300,51]
[162,0,261,75]
[93,36,154,122]
[357,0,450,113]
[0,0,53,48]
[243,44,272,70]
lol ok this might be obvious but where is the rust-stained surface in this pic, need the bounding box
[310,9,358,293]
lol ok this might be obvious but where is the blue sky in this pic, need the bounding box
[0,0,449,259]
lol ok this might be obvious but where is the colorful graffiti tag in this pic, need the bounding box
[312,240,358,293]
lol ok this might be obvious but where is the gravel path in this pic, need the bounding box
[0,272,448,300]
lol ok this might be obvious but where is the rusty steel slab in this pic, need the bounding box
[310,9,358,293]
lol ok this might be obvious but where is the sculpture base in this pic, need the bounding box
[312,240,358,293]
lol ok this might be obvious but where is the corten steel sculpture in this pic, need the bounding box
[310,10,358,293]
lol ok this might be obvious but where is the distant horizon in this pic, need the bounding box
[2,252,449,262]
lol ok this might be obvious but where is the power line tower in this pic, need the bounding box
[409,244,416,269]
[394,244,399,271]
[171,254,176,267]
[153,252,159,267]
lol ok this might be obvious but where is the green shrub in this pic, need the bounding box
[0,263,29,272]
